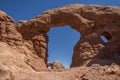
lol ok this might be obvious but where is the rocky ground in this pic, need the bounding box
[0,62,120,80]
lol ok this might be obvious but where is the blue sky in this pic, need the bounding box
[0,0,119,68]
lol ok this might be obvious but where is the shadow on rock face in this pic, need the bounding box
[87,38,120,66]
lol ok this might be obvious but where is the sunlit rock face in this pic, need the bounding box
[0,4,120,80]
[47,60,65,69]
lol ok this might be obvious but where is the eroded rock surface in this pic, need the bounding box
[0,4,120,80]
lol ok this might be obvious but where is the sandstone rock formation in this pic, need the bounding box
[0,10,47,72]
[17,4,120,67]
[47,60,65,69]
[0,4,120,80]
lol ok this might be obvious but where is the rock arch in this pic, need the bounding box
[16,4,120,68]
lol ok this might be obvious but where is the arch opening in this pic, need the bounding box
[100,32,112,43]
[47,26,80,68]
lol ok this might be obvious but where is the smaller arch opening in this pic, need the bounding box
[100,32,112,43]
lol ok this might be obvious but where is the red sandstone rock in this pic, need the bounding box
[0,11,22,46]
[16,4,120,68]
[47,60,65,69]
[52,61,65,69]
[0,4,120,80]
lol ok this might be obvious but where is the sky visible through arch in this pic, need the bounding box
[47,26,80,68]
[0,0,119,68]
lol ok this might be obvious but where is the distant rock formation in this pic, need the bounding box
[47,61,65,69]
[0,4,120,80]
